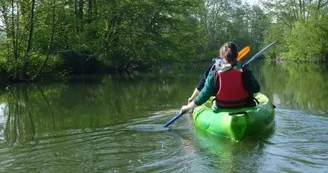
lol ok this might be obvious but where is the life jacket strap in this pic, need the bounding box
[216,97,249,107]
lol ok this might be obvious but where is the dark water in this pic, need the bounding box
[0,62,328,173]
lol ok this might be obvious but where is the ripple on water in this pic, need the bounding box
[0,110,194,173]
[1,108,328,173]
[262,108,328,172]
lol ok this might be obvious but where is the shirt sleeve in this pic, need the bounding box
[196,65,213,91]
[242,68,260,93]
[194,71,216,106]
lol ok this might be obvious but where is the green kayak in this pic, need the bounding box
[192,93,275,141]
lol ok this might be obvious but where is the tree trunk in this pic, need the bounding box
[87,0,93,23]
[291,0,299,20]
[11,0,19,80]
[302,0,306,20]
[74,0,78,32]
[22,0,36,81]
[33,1,56,81]
[94,0,97,17]
[317,0,322,10]
[299,0,302,20]
[78,0,84,31]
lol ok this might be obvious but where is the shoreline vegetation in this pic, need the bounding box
[0,0,328,83]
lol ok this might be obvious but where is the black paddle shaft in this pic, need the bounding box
[242,41,277,68]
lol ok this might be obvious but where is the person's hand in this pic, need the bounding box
[180,105,191,114]
[187,97,193,104]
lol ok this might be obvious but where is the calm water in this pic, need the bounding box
[0,62,328,173]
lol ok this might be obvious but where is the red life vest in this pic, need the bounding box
[215,68,249,108]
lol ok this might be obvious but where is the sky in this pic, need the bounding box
[243,0,259,5]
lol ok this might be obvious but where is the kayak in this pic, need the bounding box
[192,93,275,141]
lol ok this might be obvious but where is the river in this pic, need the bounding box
[0,61,327,173]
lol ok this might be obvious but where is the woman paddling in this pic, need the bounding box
[180,41,260,113]
[187,44,249,104]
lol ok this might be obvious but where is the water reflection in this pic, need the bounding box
[257,62,328,113]
[0,62,328,172]
[188,122,275,173]
[0,103,7,141]
[0,74,196,144]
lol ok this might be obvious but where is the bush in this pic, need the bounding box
[285,17,328,62]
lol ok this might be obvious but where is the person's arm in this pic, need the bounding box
[188,88,200,103]
[181,72,216,113]
[242,68,260,93]
[194,72,216,105]
[188,65,212,103]
[196,65,213,90]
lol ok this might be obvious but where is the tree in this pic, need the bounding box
[262,0,328,61]
[0,0,208,80]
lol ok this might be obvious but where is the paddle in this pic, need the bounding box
[163,46,251,128]
[237,46,250,61]
[163,111,186,128]
[242,41,276,68]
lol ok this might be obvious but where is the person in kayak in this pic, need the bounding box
[180,41,260,113]
[187,43,248,104]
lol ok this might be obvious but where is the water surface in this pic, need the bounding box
[0,62,327,172]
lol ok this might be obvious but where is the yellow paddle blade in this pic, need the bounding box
[237,46,250,61]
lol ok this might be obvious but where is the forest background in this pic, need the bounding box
[0,0,327,82]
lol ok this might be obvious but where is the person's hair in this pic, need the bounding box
[219,42,238,64]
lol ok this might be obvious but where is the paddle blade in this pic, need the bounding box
[237,46,250,61]
[163,111,186,128]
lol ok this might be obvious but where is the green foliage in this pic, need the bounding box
[285,17,328,62]
[262,23,289,59]
[246,5,271,50]
[205,0,244,50]
[7,0,328,81]
[204,0,270,57]
[262,0,328,62]
[28,52,65,79]
[55,0,208,68]
[0,0,209,80]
